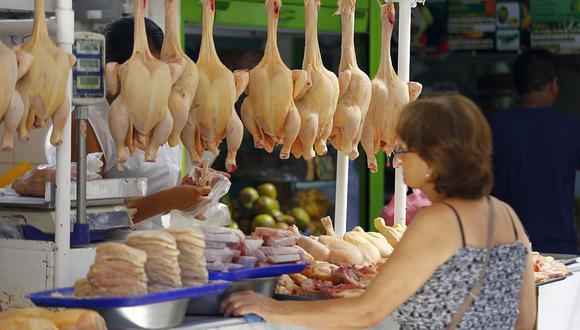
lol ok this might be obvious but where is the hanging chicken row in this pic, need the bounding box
[0,0,76,151]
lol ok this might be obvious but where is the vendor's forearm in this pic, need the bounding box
[269,296,379,330]
[125,185,203,224]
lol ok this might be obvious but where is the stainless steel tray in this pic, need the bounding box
[0,178,147,209]
[187,276,279,315]
[536,272,573,287]
[98,299,188,329]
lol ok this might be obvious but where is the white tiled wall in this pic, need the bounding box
[0,125,49,176]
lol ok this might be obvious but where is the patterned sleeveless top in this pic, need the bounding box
[392,202,528,330]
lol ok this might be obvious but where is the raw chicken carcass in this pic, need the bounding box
[0,41,33,151]
[106,0,173,167]
[361,2,422,172]
[329,0,372,159]
[161,0,199,147]
[241,0,311,159]
[291,0,340,160]
[16,0,76,145]
[182,0,249,172]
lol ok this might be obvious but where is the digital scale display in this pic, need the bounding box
[72,32,106,105]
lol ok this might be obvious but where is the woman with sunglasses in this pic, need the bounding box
[221,93,536,329]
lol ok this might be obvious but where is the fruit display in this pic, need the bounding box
[223,182,319,235]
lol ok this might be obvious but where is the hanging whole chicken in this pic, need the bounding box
[329,0,372,159]
[182,0,249,172]
[240,0,311,159]
[291,0,340,160]
[0,41,32,151]
[161,0,199,147]
[106,0,174,167]
[16,0,76,146]
[361,1,422,172]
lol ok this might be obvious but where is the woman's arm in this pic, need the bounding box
[125,184,211,224]
[221,205,462,329]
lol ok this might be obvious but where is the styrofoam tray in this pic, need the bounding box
[27,281,231,308]
[208,264,307,281]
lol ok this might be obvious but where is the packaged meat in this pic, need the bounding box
[234,256,258,269]
[267,254,302,264]
[264,236,297,247]
[260,246,303,256]
[205,248,235,263]
[206,263,245,272]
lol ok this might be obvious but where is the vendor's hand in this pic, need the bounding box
[173,184,211,211]
[220,290,277,321]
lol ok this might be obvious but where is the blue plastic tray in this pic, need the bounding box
[27,281,231,309]
[209,263,307,281]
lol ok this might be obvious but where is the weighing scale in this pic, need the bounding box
[0,32,147,245]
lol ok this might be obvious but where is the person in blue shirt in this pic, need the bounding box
[488,49,580,254]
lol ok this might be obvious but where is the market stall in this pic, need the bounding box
[1,0,579,329]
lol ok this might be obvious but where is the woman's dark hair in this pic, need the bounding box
[513,49,559,95]
[103,17,164,63]
[396,93,494,199]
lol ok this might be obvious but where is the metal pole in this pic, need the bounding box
[334,153,349,237]
[393,0,413,227]
[54,0,74,288]
[76,106,88,225]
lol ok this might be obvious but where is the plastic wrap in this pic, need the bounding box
[169,165,232,227]
[12,153,104,197]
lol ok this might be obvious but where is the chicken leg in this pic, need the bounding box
[329,0,372,160]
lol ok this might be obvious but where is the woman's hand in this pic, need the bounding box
[220,291,278,321]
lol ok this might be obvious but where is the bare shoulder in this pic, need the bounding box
[491,197,531,245]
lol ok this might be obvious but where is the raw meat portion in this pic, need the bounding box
[264,236,297,247]
[268,254,302,264]
[44,309,107,330]
[343,231,381,264]
[361,2,422,172]
[320,216,336,237]
[0,308,106,330]
[260,246,302,256]
[293,233,330,262]
[200,226,245,242]
[253,227,294,239]
[235,256,258,269]
[0,41,33,151]
[126,231,182,292]
[183,0,249,172]
[106,0,173,167]
[329,0,372,159]
[352,227,393,257]
[206,263,244,272]
[291,0,340,160]
[240,0,310,158]
[318,235,366,266]
[205,248,235,263]
[161,0,199,147]
[242,238,264,255]
[166,227,208,286]
[75,242,148,297]
[16,0,76,145]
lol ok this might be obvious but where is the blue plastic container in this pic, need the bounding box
[208,263,307,281]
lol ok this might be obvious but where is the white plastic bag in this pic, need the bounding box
[171,165,232,226]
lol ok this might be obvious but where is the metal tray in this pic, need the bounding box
[187,276,279,315]
[208,263,307,281]
[536,272,573,287]
[28,281,230,329]
[0,178,147,209]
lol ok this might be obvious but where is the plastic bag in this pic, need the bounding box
[12,153,104,197]
[171,164,232,226]
[380,189,431,226]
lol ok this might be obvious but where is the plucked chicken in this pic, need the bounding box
[106,0,174,167]
[241,0,311,159]
[291,0,340,160]
[182,0,249,172]
[161,0,199,147]
[329,0,372,159]
[361,2,422,172]
[16,0,76,145]
[0,41,32,151]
